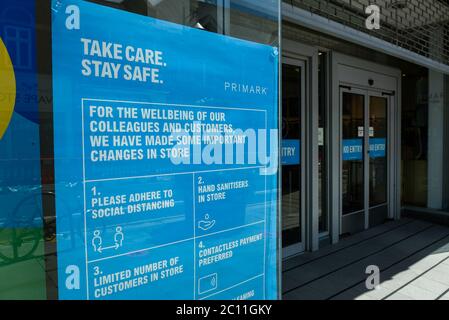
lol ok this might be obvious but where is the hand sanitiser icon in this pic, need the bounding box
[198,214,216,231]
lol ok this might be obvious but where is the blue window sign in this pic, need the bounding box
[342,138,386,161]
[369,138,386,159]
[342,139,363,161]
[52,0,278,300]
[281,140,300,165]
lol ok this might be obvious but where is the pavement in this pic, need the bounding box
[282,218,449,300]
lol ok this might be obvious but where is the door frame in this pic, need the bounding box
[330,52,402,243]
[338,86,368,233]
[281,57,306,258]
[282,40,319,256]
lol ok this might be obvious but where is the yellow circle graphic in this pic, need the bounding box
[0,38,16,140]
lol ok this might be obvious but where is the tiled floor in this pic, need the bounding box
[282,218,449,300]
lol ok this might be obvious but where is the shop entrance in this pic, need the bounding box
[281,40,320,256]
[340,87,393,234]
[330,54,401,237]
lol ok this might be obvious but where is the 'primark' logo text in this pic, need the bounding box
[224,81,268,96]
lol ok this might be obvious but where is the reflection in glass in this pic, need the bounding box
[282,64,301,249]
[369,96,388,207]
[90,0,219,32]
[89,0,280,46]
[0,0,281,300]
[401,73,428,207]
[342,92,364,215]
[230,0,279,45]
[0,0,48,299]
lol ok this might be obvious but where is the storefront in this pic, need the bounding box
[280,38,402,257]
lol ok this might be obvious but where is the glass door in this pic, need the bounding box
[341,89,366,234]
[368,94,389,226]
[281,58,305,257]
[340,88,390,235]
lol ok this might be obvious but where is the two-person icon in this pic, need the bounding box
[92,226,124,253]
